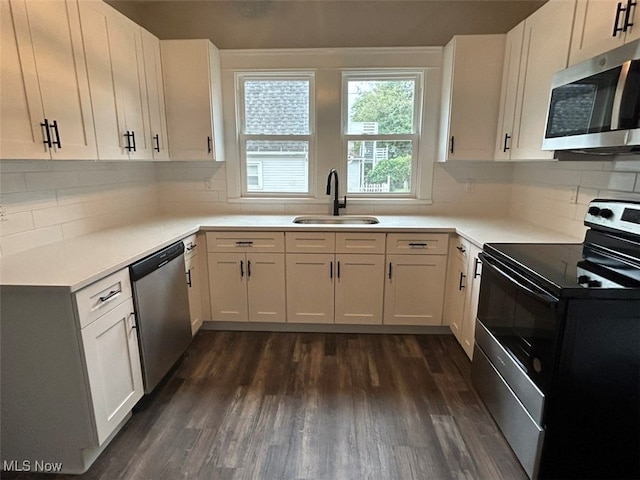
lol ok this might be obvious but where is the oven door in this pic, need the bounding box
[476,252,562,395]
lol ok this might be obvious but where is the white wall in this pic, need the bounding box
[0,161,157,257]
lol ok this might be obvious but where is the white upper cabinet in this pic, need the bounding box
[79,0,152,161]
[438,35,506,161]
[494,22,525,161]
[0,0,97,160]
[507,0,577,161]
[161,39,225,161]
[141,29,170,161]
[570,0,640,66]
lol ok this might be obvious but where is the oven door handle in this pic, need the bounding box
[481,254,559,305]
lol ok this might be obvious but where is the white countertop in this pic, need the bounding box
[0,214,582,292]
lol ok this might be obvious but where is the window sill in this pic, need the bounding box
[227,196,433,206]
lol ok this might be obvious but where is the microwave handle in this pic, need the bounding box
[611,60,631,130]
[480,254,559,305]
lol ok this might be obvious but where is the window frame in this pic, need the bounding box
[236,71,316,197]
[341,71,423,197]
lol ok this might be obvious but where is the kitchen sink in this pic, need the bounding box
[292,215,380,225]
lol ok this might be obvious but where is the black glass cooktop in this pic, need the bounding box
[484,243,585,294]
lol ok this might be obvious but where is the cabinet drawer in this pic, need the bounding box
[386,233,448,255]
[336,233,386,254]
[285,232,335,253]
[183,233,199,260]
[451,236,470,262]
[206,232,285,253]
[75,268,132,329]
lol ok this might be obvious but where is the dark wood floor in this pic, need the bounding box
[5,332,527,480]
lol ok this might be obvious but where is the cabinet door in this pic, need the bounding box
[9,0,96,160]
[383,254,447,326]
[440,35,506,161]
[511,0,576,161]
[494,22,525,161]
[0,0,48,159]
[443,238,469,341]
[186,254,203,334]
[141,29,170,161]
[286,254,334,324]
[80,298,143,445]
[208,253,248,322]
[335,254,385,325]
[80,1,151,160]
[161,40,214,161]
[569,0,626,66]
[78,0,127,160]
[460,245,483,359]
[247,253,286,323]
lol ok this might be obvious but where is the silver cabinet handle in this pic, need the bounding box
[98,290,120,303]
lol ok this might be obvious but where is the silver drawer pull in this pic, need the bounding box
[408,242,428,248]
[98,290,120,303]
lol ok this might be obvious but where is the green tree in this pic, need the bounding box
[351,81,414,135]
[365,156,411,192]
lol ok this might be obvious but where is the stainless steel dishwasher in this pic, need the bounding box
[130,241,192,394]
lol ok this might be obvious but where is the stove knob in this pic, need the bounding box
[588,206,601,216]
[600,208,614,219]
[587,280,602,288]
[578,275,590,284]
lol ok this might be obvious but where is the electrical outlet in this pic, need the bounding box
[205,179,213,190]
[0,203,6,221]
[465,178,476,193]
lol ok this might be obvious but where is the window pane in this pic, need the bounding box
[347,140,412,193]
[244,80,310,134]
[347,79,415,134]
[246,140,308,193]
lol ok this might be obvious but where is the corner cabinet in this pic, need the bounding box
[1,268,143,474]
[383,233,448,326]
[569,0,640,66]
[438,35,506,161]
[161,39,226,161]
[443,236,483,359]
[495,0,577,161]
[0,0,97,160]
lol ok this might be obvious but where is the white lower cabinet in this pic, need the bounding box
[206,231,286,323]
[0,267,143,474]
[286,253,335,323]
[383,233,448,326]
[184,234,203,335]
[443,236,483,359]
[80,298,143,445]
[285,232,386,325]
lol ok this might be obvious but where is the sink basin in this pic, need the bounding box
[293,215,379,225]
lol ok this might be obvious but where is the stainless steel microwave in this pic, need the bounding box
[542,39,640,155]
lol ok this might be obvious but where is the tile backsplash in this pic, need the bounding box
[1,158,639,256]
[510,159,640,239]
[0,161,157,257]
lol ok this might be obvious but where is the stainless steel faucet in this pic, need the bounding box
[326,168,347,216]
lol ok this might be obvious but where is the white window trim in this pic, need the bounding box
[236,72,316,197]
[342,71,423,197]
[221,47,441,207]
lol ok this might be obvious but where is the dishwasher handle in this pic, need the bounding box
[129,241,185,281]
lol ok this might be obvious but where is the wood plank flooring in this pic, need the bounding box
[4,332,527,480]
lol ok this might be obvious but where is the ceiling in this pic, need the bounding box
[106,0,547,49]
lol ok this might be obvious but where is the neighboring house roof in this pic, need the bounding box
[245,80,309,136]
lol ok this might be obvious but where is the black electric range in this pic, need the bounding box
[472,199,640,480]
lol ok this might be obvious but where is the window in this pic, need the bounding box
[237,73,314,195]
[343,73,422,195]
